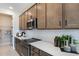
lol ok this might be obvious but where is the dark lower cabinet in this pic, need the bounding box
[31,52,40,56]
[40,50,52,56]
[21,45,29,56]
[15,37,52,56]
[15,37,30,56]
[31,46,40,56]
[31,46,52,56]
[15,37,22,55]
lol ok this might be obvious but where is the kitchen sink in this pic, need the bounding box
[22,38,41,44]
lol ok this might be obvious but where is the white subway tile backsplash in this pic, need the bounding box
[20,29,79,43]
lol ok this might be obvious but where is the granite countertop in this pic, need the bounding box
[30,41,79,56]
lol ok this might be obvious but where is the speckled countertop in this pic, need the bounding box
[30,41,79,56]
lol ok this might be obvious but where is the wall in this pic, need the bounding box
[0,3,35,49]
[0,14,12,29]
[0,14,12,45]
[24,29,79,44]
[0,10,19,48]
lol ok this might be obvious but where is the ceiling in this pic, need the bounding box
[0,3,34,15]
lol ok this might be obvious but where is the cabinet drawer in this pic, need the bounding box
[31,52,40,56]
[40,50,52,56]
[31,46,40,53]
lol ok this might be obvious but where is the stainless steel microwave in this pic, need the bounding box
[27,18,37,29]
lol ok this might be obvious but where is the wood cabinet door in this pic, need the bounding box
[31,52,40,56]
[22,45,29,56]
[21,14,25,30]
[28,4,36,20]
[47,3,62,29]
[37,3,46,29]
[24,12,28,29]
[40,50,52,56]
[31,46,40,56]
[31,4,37,19]
[19,16,22,30]
[27,10,31,20]
[63,3,79,28]
[15,38,22,55]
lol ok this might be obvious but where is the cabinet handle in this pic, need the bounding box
[59,21,61,26]
[65,20,67,26]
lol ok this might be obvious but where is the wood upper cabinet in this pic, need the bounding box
[47,3,62,29]
[31,4,36,18]
[37,3,46,29]
[63,4,79,28]
[24,12,28,29]
[28,4,36,20]
[27,10,30,20]
[19,13,27,30]
[21,14,25,30]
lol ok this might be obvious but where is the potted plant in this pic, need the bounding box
[54,35,72,48]
[54,36,61,47]
[60,35,72,47]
